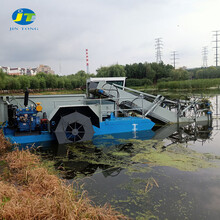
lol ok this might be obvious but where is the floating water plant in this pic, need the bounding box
[145,177,159,193]
[56,138,219,181]
[130,140,215,171]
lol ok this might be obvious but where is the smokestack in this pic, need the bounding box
[86,49,89,74]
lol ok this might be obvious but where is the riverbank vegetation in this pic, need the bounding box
[157,78,220,90]
[2,62,220,92]
[0,131,126,220]
[0,70,93,90]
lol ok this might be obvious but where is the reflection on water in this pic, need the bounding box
[49,121,214,180]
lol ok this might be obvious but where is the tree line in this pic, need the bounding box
[96,63,220,86]
[1,62,220,90]
[96,62,189,86]
[0,70,93,90]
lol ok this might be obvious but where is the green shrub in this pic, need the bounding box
[126,78,153,87]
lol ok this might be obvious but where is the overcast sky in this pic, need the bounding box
[1,0,220,75]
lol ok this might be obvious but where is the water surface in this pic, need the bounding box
[44,94,220,219]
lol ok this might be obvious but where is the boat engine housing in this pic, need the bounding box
[16,106,40,132]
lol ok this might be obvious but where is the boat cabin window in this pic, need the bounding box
[106,81,124,86]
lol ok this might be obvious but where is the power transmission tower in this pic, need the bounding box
[202,46,208,68]
[212,30,220,67]
[171,51,178,69]
[155,38,163,63]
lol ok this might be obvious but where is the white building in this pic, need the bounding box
[26,68,37,76]
[8,67,25,76]
[0,66,9,74]
[0,64,54,76]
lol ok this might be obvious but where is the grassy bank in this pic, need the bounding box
[157,78,220,90]
[0,131,126,220]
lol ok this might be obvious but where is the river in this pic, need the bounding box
[40,93,220,219]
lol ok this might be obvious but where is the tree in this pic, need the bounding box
[170,68,190,81]
[127,63,139,78]
[0,70,6,89]
[108,64,126,77]
[39,78,46,89]
[145,63,156,81]
[19,76,30,89]
[151,62,174,83]
[75,70,87,78]
[57,77,65,88]
[64,77,73,89]
[30,77,40,89]
[45,74,58,88]
[36,72,47,78]
[96,64,126,77]
[96,67,110,77]
[6,77,21,89]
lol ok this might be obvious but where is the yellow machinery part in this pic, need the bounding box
[36,102,43,112]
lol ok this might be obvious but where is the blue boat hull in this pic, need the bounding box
[3,116,155,146]
[94,116,155,136]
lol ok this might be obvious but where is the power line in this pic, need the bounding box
[202,46,208,68]
[171,51,178,69]
[155,38,163,63]
[212,30,220,67]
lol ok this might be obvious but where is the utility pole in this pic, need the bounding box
[155,38,163,63]
[171,51,178,69]
[212,30,220,67]
[202,46,208,68]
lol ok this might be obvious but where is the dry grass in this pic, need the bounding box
[0,129,11,154]
[0,142,127,219]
